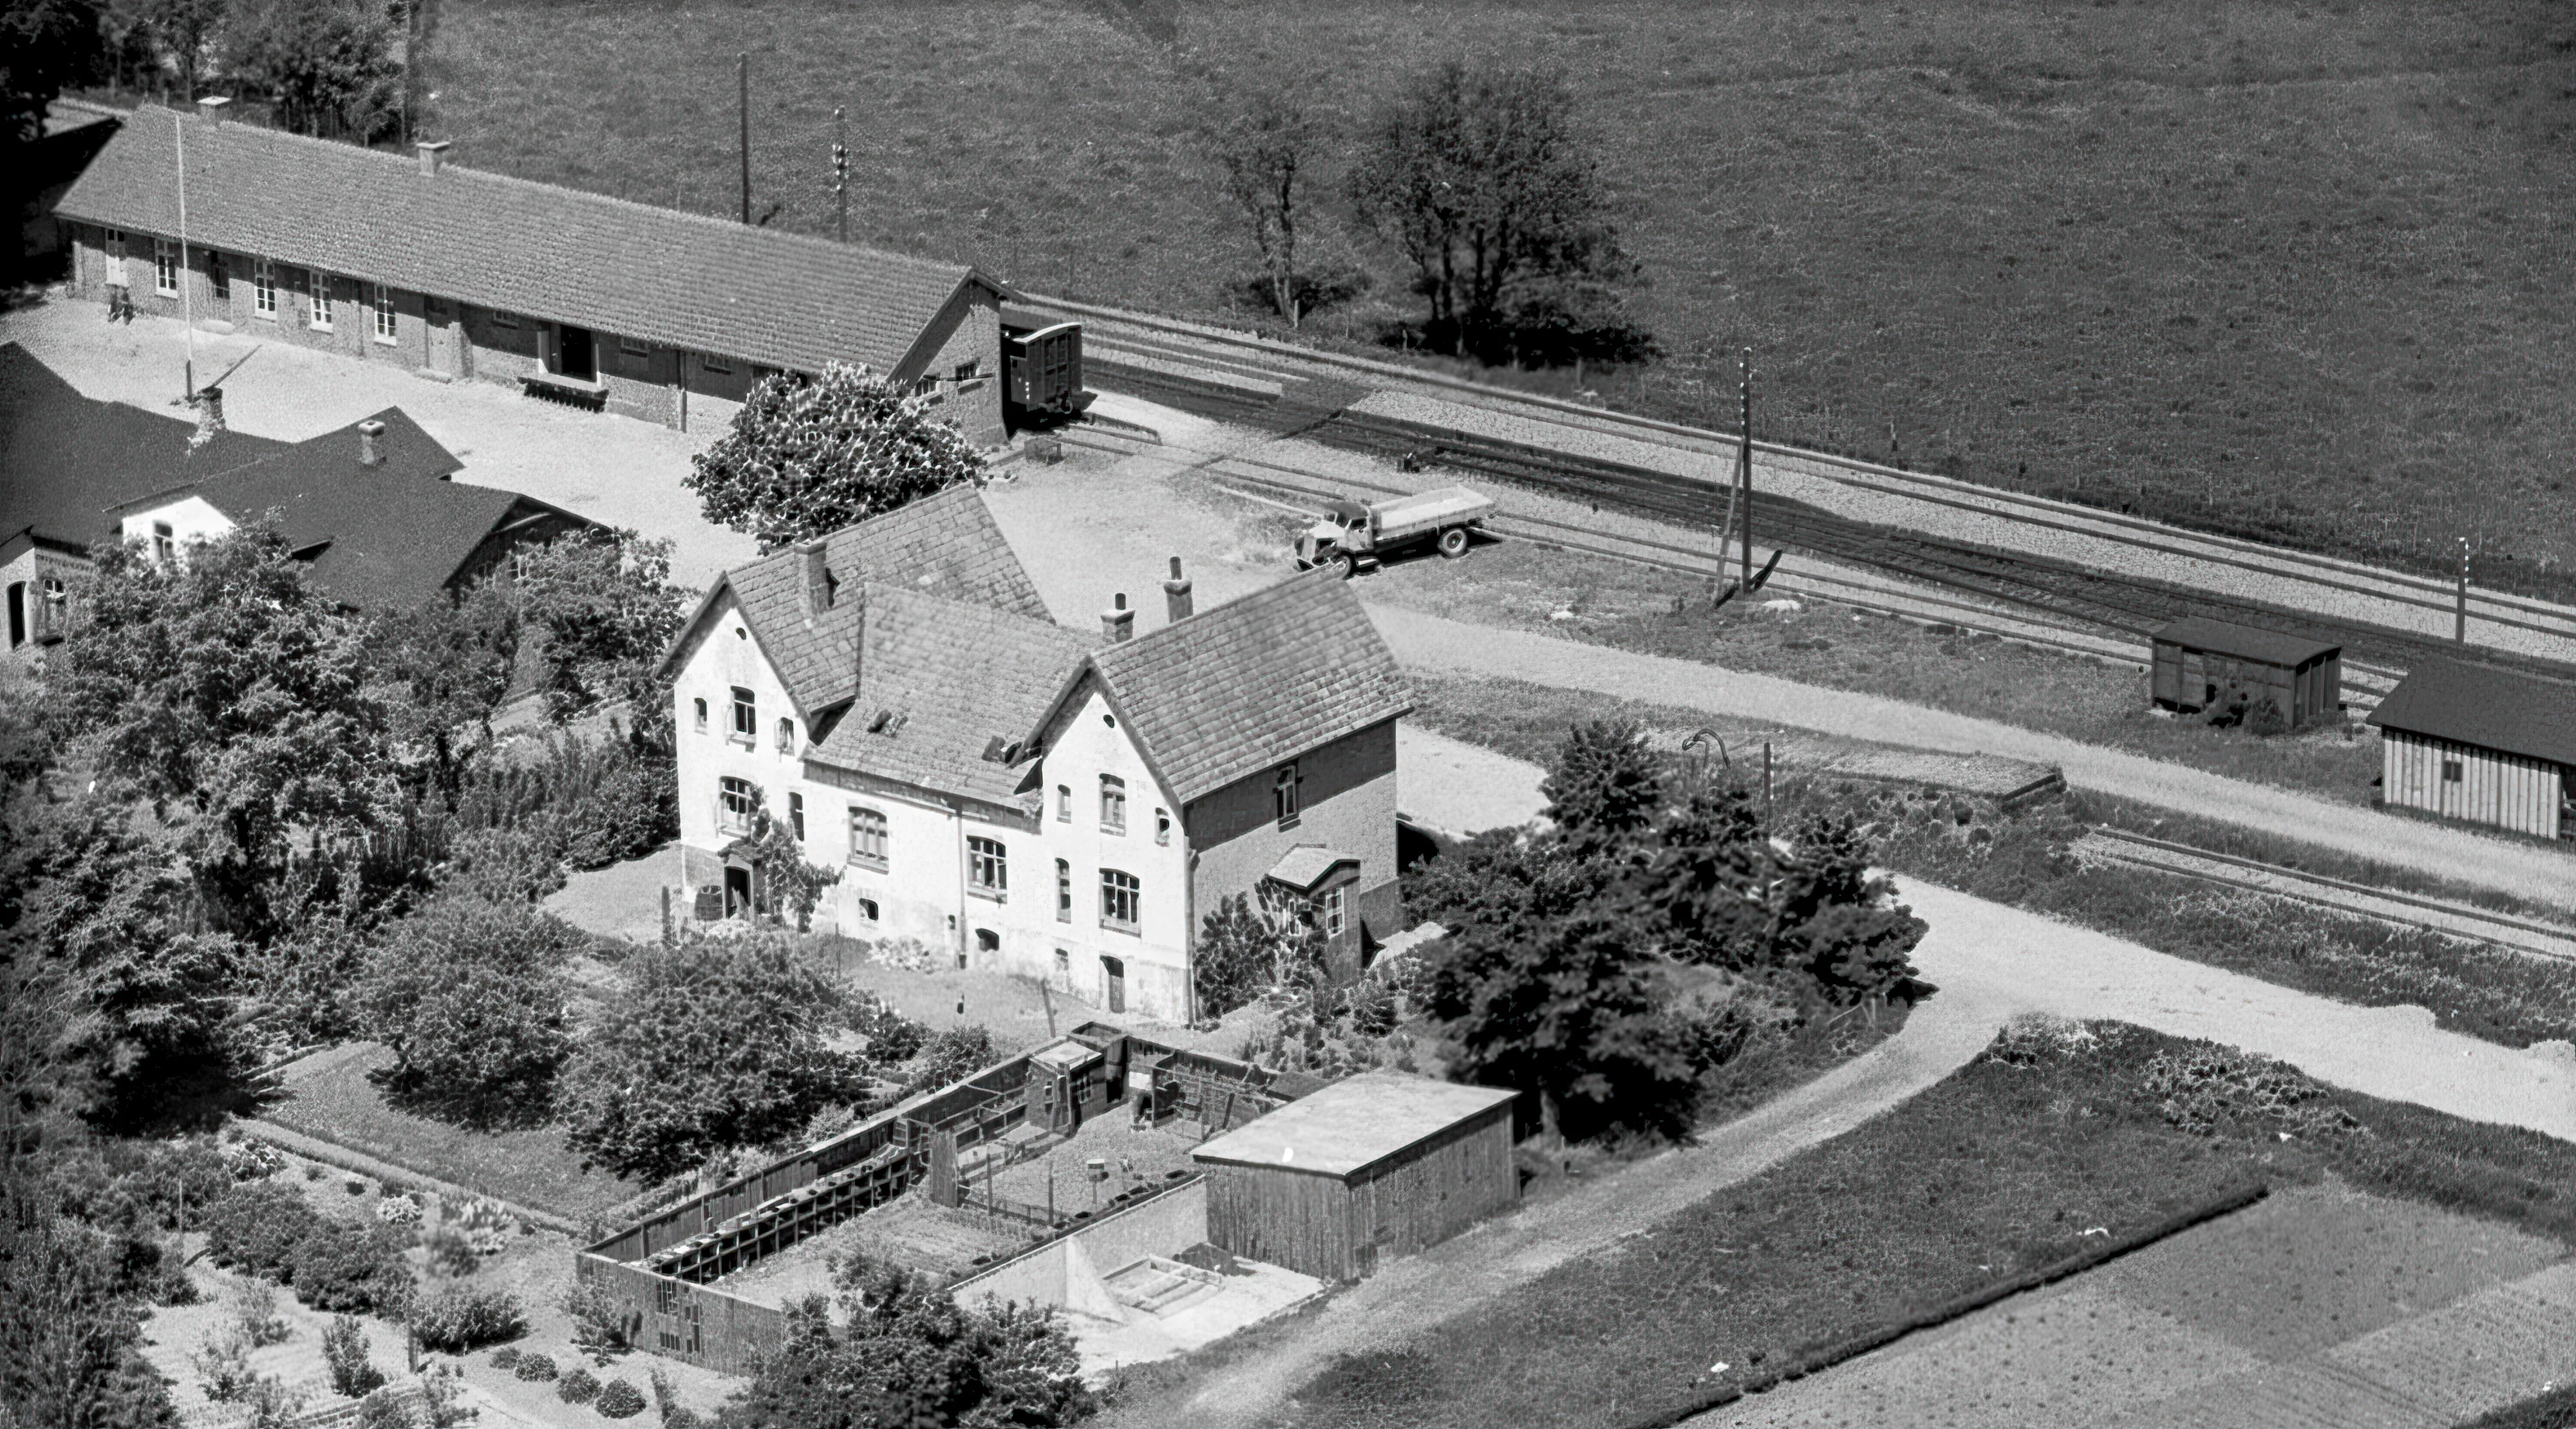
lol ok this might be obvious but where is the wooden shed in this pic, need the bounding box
[2367,659,2576,841]
[1192,1072,1518,1282]
[2150,616,2343,729]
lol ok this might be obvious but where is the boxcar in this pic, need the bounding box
[1001,305,1091,430]
[2149,615,2342,731]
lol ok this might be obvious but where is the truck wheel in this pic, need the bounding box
[1332,553,1357,581]
[1438,527,1471,559]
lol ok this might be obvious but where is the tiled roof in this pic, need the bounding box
[1044,570,1413,803]
[2367,658,2576,768]
[804,583,1087,808]
[0,341,288,546]
[55,106,1010,378]
[706,485,1049,717]
[1190,1072,1518,1180]
[1266,845,1359,892]
[2151,615,2340,669]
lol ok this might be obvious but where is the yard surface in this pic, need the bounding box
[420,0,2576,593]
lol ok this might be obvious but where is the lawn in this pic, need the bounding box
[264,1042,643,1226]
[421,0,2576,597]
[1283,1018,2576,1429]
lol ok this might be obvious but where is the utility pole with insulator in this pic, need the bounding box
[1738,348,1755,592]
[832,107,848,244]
[738,54,751,225]
[2456,537,2471,644]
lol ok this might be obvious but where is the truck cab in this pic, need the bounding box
[1297,500,1376,571]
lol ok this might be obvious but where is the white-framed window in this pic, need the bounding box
[966,837,1007,898]
[153,239,178,295]
[1100,869,1140,933]
[693,698,708,732]
[1056,784,1071,822]
[702,353,731,373]
[775,716,796,754]
[491,308,519,328]
[953,359,980,382]
[619,334,649,357]
[730,687,756,742]
[1155,808,1170,845]
[372,284,398,342]
[252,260,277,318]
[152,521,174,565]
[1100,775,1126,834]
[1055,860,1071,923]
[103,227,126,259]
[38,576,66,640]
[719,776,758,832]
[1314,885,1346,939]
[2442,759,2463,783]
[306,272,332,330]
[849,807,887,868]
[1274,763,1301,828]
[207,252,229,301]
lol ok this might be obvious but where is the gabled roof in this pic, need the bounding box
[55,106,1016,379]
[0,341,289,546]
[2151,615,2340,669]
[668,485,1048,718]
[1191,1072,1517,1181]
[1031,570,1412,804]
[1266,846,1359,893]
[802,583,1088,809]
[2367,658,2576,768]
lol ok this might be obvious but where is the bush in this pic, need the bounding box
[513,1352,559,1382]
[290,1222,413,1315]
[564,1276,635,1366]
[489,1346,520,1370]
[357,895,583,1128]
[203,1181,324,1282]
[356,1388,413,1429]
[903,1025,999,1096]
[411,1287,525,1353]
[559,1367,601,1404]
[376,1195,422,1227]
[594,1379,647,1419]
[323,1316,384,1398]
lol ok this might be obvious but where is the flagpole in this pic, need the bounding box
[178,111,196,400]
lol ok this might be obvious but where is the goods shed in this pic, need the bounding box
[1192,1072,1518,1281]
[2367,659,2576,841]
[2150,616,2342,730]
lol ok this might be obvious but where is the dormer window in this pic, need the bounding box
[730,687,756,743]
[1100,776,1127,835]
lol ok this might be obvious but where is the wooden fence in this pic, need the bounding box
[574,1253,787,1378]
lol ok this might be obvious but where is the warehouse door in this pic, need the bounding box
[2180,652,2208,710]
[1100,955,1125,1014]
[426,298,460,377]
[554,325,597,380]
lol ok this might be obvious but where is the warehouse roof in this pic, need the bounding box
[2367,659,2576,769]
[2151,615,2340,668]
[57,106,1014,379]
[1191,1072,1516,1181]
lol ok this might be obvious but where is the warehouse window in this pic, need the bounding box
[1057,784,1071,822]
[2442,759,2463,783]
[776,716,795,753]
[854,897,879,924]
[152,522,174,565]
[1313,885,1346,939]
[1100,870,1140,933]
[620,333,649,356]
[491,308,519,328]
[702,353,730,373]
[1155,808,1170,845]
[1100,775,1126,834]
[849,807,887,868]
[967,837,1007,898]
[373,285,398,342]
[252,260,277,317]
[153,239,178,295]
[719,777,758,832]
[39,577,66,640]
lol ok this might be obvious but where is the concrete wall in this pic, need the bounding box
[1188,718,1402,971]
[949,1178,1210,1311]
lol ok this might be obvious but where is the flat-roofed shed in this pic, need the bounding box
[2150,615,2343,730]
[1191,1071,1518,1281]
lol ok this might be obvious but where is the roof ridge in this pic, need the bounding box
[1099,565,1341,664]
[136,104,979,283]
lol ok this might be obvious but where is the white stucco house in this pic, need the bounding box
[660,486,1413,1024]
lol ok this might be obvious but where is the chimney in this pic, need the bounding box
[417,140,451,177]
[1162,556,1193,623]
[1102,592,1134,644]
[196,95,231,126]
[798,539,832,619]
[357,419,384,468]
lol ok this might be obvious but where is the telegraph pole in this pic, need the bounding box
[2456,537,2471,645]
[1738,348,1754,590]
[832,107,849,243]
[737,55,751,225]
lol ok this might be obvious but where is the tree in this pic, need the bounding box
[321,1316,383,1398]
[1348,61,1645,364]
[0,0,102,147]
[368,575,520,802]
[724,1256,1089,1429]
[136,0,226,100]
[1540,718,1665,854]
[1210,84,1324,328]
[1193,885,1330,1019]
[559,936,860,1182]
[354,895,581,1128]
[514,528,688,742]
[685,364,985,554]
[0,1177,183,1429]
[221,0,398,138]
[55,525,396,941]
[902,1025,995,1097]
[1637,781,1774,969]
[1765,813,1926,1002]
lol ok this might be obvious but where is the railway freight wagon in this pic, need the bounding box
[2149,616,2342,731]
[2367,659,2576,841]
[1002,304,1091,431]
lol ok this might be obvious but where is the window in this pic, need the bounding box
[153,239,178,295]
[776,716,795,754]
[1100,776,1126,834]
[306,272,332,330]
[1155,808,1170,845]
[1056,860,1071,923]
[789,792,805,841]
[1055,948,1070,975]
[5,584,20,648]
[693,697,708,731]
[252,260,277,317]
[373,285,397,342]
[702,353,730,373]
[730,687,756,742]
[848,807,887,868]
[152,521,174,565]
[912,373,939,398]
[1274,763,1301,827]
[491,308,519,328]
[2442,759,2463,784]
[103,228,125,259]
[966,837,1007,898]
[619,334,649,356]
[952,358,980,382]
[719,776,759,832]
[39,577,66,640]
[1057,785,1071,822]
[1100,870,1140,933]
[854,897,879,923]
[1313,885,1346,939]
[208,253,229,301]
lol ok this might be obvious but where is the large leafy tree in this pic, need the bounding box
[354,895,583,1128]
[55,525,396,940]
[686,363,984,554]
[220,0,398,138]
[366,575,519,802]
[1209,83,1325,328]
[0,0,102,147]
[514,528,688,742]
[1193,885,1330,1020]
[559,935,860,1182]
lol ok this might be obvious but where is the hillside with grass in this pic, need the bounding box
[419,0,2576,591]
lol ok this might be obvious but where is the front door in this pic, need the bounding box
[724,865,753,919]
[556,324,597,380]
[426,298,459,376]
[1100,955,1125,1014]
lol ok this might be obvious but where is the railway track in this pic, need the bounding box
[1072,353,2571,698]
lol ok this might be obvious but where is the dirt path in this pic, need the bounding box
[1369,604,2576,915]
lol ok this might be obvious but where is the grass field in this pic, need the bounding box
[1282,1018,2576,1429]
[422,0,2576,595]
